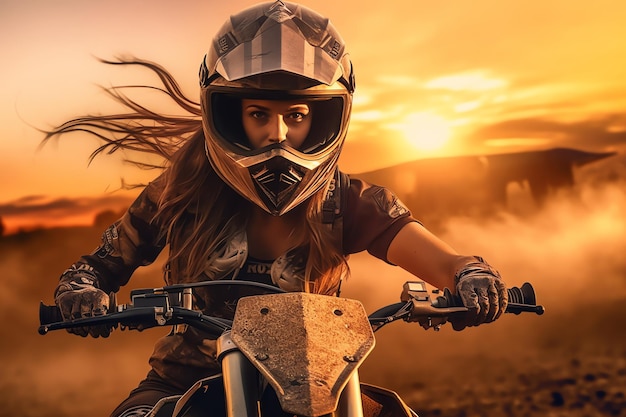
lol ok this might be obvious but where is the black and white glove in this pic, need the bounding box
[54,264,111,338]
[451,256,508,331]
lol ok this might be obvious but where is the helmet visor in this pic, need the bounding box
[204,88,347,159]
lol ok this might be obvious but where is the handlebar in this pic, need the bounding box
[369,281,544,331]
[39,280,544,336]
[39,280,282,336]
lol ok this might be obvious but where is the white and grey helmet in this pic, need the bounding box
[200,1,355,215]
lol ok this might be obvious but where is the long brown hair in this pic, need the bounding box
[42,57,348,294]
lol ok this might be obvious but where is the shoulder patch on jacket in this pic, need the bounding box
[371,188,409,219]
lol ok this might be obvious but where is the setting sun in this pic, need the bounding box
[392,112,453,153]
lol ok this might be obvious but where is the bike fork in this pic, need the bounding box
[334,371,364,417]
[218,331,261,417]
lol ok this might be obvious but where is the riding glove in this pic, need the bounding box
[54,263,111,338]
[451,256,507,331]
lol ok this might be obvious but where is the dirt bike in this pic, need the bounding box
[39,280,544,417]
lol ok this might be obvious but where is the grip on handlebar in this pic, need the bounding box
[39,302,63,326]
[434,282,544,315]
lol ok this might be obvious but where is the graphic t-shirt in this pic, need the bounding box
[237,256,274,286]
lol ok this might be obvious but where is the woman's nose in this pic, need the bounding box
[267,115,288,144]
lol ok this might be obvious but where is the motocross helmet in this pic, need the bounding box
[200,1,355,216]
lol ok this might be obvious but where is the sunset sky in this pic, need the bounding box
[2,0,626,232]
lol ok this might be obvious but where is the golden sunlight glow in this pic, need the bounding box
[390,112,453,152]
[4,0,626,222]
[425,71,507,92]
[351,109,384,122]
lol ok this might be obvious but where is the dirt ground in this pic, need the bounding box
[1,180,625,416]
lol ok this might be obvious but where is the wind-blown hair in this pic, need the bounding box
[42,57,348,295]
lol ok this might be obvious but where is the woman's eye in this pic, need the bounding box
[249,111,266,119]
[288,112,307,121]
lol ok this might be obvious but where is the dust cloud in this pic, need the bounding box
[342,178,626,416]
[440,180,626,307]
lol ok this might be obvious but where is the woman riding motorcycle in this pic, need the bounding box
[49,2,508,416]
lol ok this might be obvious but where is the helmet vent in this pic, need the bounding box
[265,1,293,23]
[251,161,305,209]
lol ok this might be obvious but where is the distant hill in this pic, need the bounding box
[353,147,620,225]
[1,147,621,238]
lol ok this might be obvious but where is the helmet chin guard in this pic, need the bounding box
[249,152,307,214]
[200,1,354,215]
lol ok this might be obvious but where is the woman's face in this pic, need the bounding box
[241,99,312,150]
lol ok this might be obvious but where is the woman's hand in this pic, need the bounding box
[54,268,111,338]
[451,256,508,330]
